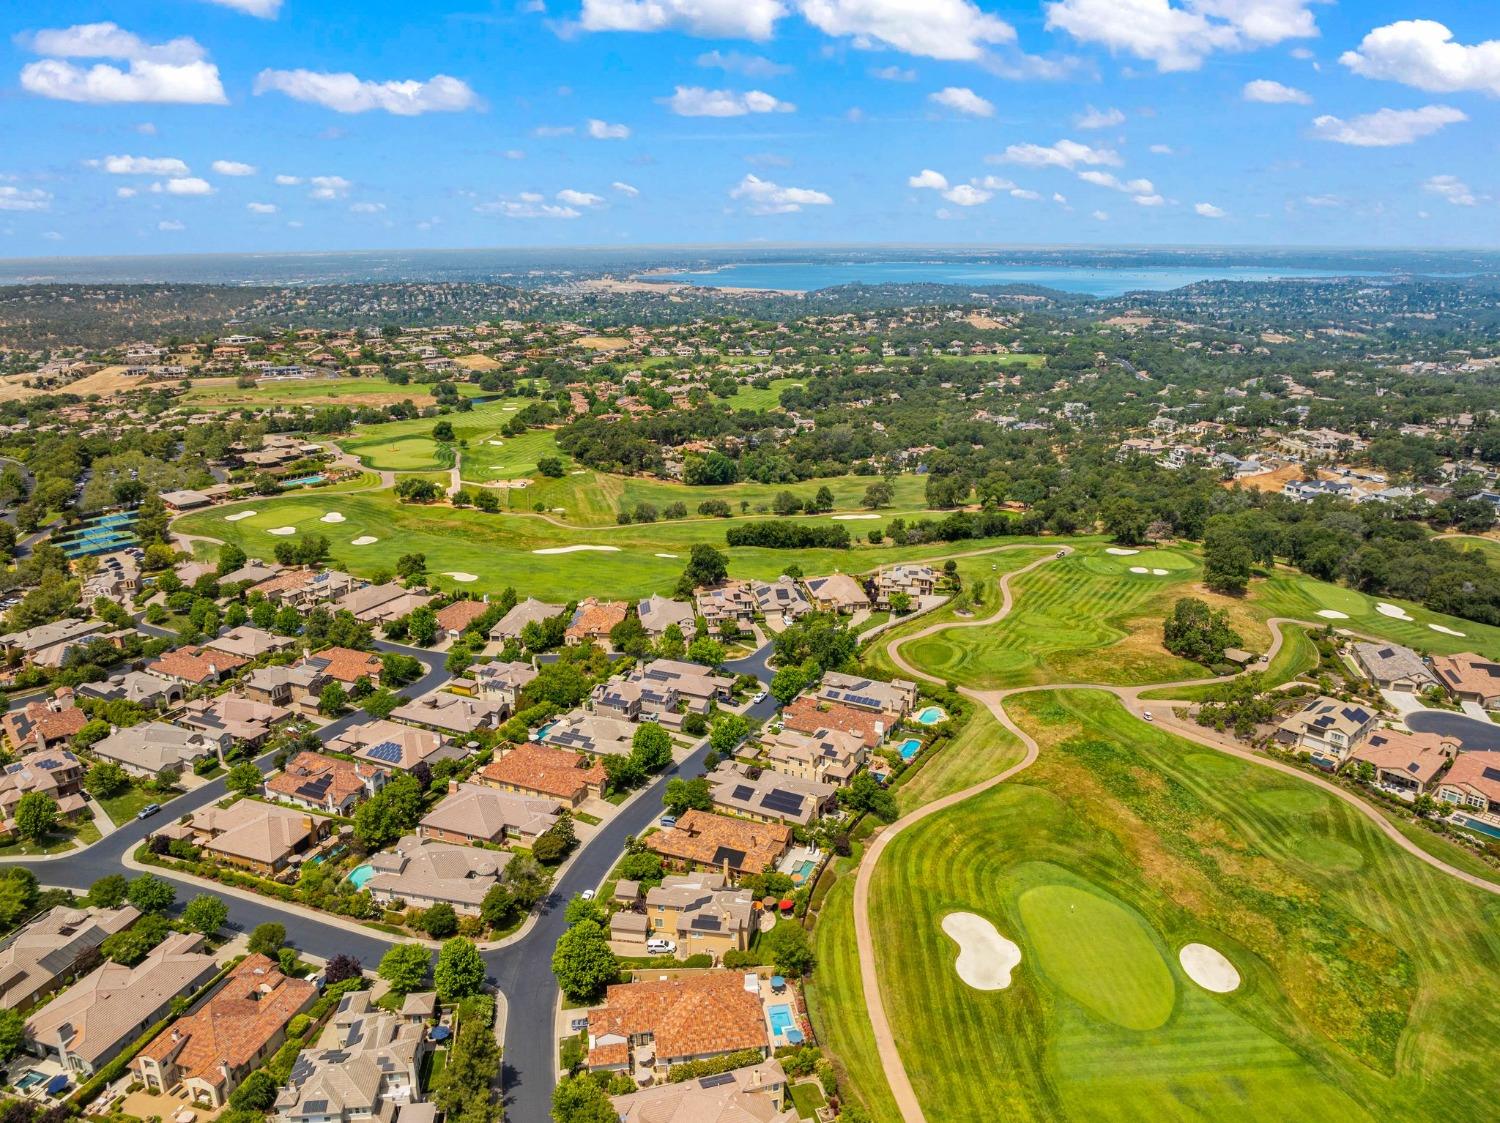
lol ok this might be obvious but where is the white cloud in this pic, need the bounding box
[1149,143,1174,154]
[211,160,257,176]
[696,50,791,77]
[1078,170,1155,193]
[1424,174,1476,206]
[1302,193,1345,208]
[1194,201,1226,217]
[157,219,185,231]
[663,86,794,116]
[198,0,283,16]
[309,175,352,199]
[0,186,51,212]
[253,70,480,115]
[504,149,526,160]
[274,174,303,185]
[349,202,386,213]
[557,189,605,206]
[152,176,213,195]
[908,169,949,190]
[1133,193,1165,206]
[871,65,916,81]
[730,173,832,214]
[19,22,227,104]
[247,202,277,213]
[579,0,787,40]
[928,86,994,117]
[115,186,137,198]
[996,139,1121,169]
[1092,209,1109,220]
[978,175,1015,190]
[1075,105,1124,128]
[942,184,991,206]
[1341,20,1500,97]
[611,181,640,197]
[476,197,583,219]
[1243,78,1310,104]
[586,118,631,139]
[1045,0,1318,73]
[799,0,1016,62]
[94,154,190,175]
[41,231,63,240]
[1310,105,1466,147]
[1010,188,1042,200]
[533,125,576,136]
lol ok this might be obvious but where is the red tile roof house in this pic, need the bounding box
[565,599,629,647]
[586,971,771,1083]
[1435,753,1500,825]
[301,646,383,686]
[265,751,389,815]
[133,954,316,1109]
[476,743,606,808]
[1,689,88,753]
[782,696,890,750]
[146,645,248,688]
[435,600,489,641]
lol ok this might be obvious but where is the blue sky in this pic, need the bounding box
[1,1,1498,255]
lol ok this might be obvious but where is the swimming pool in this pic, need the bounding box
[767,1003,795,1038]
[898,738,922,761]
[348,863,375,889]
[916,706,948,726]
[14,1071,46,1092]
[1452,813,1500,840]
[281,474,325,487]
[788,859,817,882]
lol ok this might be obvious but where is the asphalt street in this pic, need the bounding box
[13,628,779,1123]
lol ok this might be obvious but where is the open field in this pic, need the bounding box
[727,377,802,411]
[860,689,1500,1123]
[0,365,148,402]
[175,493,1060,600]
[181,376,485,411]
[459,428,570,482]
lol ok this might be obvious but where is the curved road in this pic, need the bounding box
[854,558,1500,1123]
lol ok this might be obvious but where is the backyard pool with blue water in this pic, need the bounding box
[898,738,922,761]
[768,1003,795,1039]
[916,706,948,725]
[348,863,375,889]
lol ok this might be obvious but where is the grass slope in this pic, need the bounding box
[863,689,1500,1122]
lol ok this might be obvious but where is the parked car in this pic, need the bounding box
[659,815,677,828]
[580,889,596,901]
[646,938,676,955]
[137,803,160,820]
[752,690,768,703]
[1142,711,1154,722]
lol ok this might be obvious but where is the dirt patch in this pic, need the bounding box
[0,365,148,402]
[453,353,500,371]
[1227,463,1301,493]
[577,335,633,352]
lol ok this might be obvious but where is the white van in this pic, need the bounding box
[646,938,676,955]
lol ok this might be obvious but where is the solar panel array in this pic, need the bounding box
[366,740,404,764]
[699,1072,736,1089]
[759,789,807,816]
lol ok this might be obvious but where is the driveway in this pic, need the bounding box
[1405,709,1500,751]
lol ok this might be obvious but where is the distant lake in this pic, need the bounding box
[646,261,1393,297]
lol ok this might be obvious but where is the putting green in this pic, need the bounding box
[1249,787,1329,816]
[1016,883,1176,1031]
[1290,837,1366,874]
[1183,752,1247,780]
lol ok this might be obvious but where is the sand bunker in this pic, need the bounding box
[351,536,378,546]
[224,509,257,522]
[444,572,479,583]
[1179,943,1240,993]
[832,514,880,521]
[655,553,680,559]
[1376,603,1413,621]
[941,912,1021,991]
[487,440,504,446]
[1430,624,1466,637]
[532,544,621,555]
[1129,566,1149,574]
[1106,547,1139,556]
[267,526,297,536]
[319,512,346,523]
[1315,609,1348,620]
[1152,568,1169,575]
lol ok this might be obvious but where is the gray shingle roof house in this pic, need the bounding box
[0,904,139,1012]
[1350,642,1438,693]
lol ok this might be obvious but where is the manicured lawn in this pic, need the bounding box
[789,1080,827,1118]
[894,546,1211,689]
[99,782,168,826]
[856,689,1500,1122]
[181,376,484,410]
[175,488,1059,601]
[0,818,101,856]
[891,704,1026,813]
[459,427,569,483]
[338,399,534,471]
